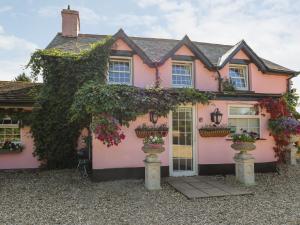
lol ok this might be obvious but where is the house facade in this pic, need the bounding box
[0,7,298,180]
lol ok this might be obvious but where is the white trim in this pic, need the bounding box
[107,56,133,85]
[229,64,248,91]
[169,105,197,177]
[171,61,194,88]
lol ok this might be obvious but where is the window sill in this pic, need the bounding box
[225,138,267,141]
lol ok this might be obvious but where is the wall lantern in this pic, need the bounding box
[210,108,223,125]
[149,111,159,125]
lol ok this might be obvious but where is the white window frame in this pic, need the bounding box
[108,56,133,85]
[228,105,261,137]
[172,61,194,88]
[0,118,21,145]
[229,64,249,91]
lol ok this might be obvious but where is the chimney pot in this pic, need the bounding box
[61,6,80,37]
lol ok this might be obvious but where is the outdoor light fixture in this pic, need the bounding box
[149,111,158,125]
[210,108,223,125]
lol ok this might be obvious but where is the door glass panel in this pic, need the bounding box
[172,107,194,174]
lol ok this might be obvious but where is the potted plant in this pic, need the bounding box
[142,135,165,155]
[231,130,258,153]
[268,117,300,142]
[0,141,24,153]
[135,123,168,138]
[199,124,231,137]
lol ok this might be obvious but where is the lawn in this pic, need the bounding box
[0,165,299,225]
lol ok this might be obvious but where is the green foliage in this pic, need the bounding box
[27,37,114,169]
[70,83,212,146]
[283,89,300,119]
[0,108,32,127]
[13,72,32,82]
[231,130,258,143]
[221,78,235,92]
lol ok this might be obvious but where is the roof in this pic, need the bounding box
[0,81,39,105]
[46,30,298,75]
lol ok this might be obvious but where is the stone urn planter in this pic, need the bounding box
[142,144,165,190]
[231,141,256,186]
[231,142,256,153]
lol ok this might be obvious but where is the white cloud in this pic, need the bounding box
[0,5,12,13]
[0,26,38,80]
[38,6,105,25]
[112,14,158,28]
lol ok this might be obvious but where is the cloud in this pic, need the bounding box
[0,5,12,13]
[38,6,105,25]
[0,25,38,80]
[112,14,158,28]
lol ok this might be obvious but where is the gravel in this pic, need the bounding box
[0,165,299,225]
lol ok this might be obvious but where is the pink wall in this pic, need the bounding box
[92,100,276,170]
[219,50,287,93]
[197,101,276,164]
[0,127,40,169]
[91,39,282,171]
[92,115,170,169]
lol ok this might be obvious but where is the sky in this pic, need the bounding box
[0,0,299,90]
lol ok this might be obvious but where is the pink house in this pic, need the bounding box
[0,7,298,180]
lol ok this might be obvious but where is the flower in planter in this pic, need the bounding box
[268,117,300,138]
[143,135,164,145]
[1,141,24,152]
[232,129,258,143]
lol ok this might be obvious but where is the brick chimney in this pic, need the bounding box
[61,5,80,37]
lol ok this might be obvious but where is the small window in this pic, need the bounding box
[0,118,21,147]
[228,106,260,136]
[108,58,132,85]
[229,65,248,90]
[172,63,193,87]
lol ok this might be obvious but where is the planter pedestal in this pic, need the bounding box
[234,153,255,186]
[142,145,165,190]
[285,135,299,165]
[231,142,256,186]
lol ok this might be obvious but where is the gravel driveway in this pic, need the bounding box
[0,165,299,225]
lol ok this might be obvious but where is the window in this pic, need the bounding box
[229,64,248,90]
[108,58,132,85]
[228,106,260,137]
[0,118,21,147]
[172,62,193,87]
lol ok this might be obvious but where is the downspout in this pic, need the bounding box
[154,62,160,88]
[216,68,222,92]
[287,74,296,92]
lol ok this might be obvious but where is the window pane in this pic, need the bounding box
[172,64,192,87]
[108,60,131,84]
[229,66,248,90]
[229,118,260,136]
[229,106,256,115]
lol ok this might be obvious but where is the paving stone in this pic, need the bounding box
[167,176,253,198]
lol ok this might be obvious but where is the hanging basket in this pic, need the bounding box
[135,129,168,138]
[199,128,231,137]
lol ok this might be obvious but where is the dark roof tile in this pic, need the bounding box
[46,33,297,74]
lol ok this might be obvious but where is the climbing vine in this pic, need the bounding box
[27,35,212,168]
[257,96,300,162]
[70,83,212,147]
[27,37,114,169]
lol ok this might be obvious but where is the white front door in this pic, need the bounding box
[170,106,197,176]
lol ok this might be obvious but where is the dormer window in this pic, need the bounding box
[108,57,132,85]
[172,62,193,88]
[229,64,249,91]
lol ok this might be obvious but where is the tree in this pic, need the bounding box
[13,73,32,82]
